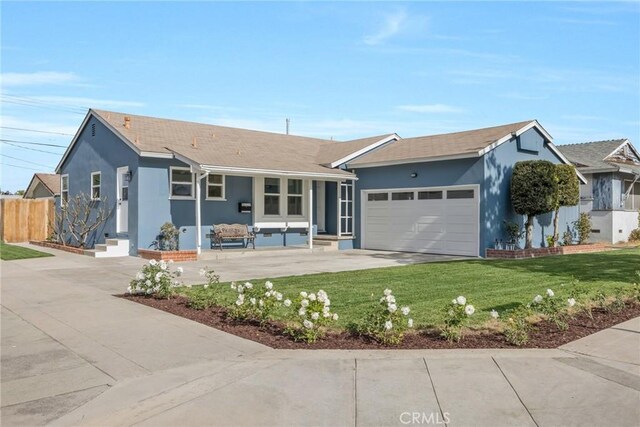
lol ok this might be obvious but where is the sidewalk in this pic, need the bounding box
[1,246,639,426]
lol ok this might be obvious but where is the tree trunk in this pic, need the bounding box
[552,207,560,247]
[525,215,534,249]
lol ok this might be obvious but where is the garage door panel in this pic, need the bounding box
[363,186,479,257]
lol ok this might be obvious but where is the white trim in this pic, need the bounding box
[603,139,637,160]
[198,163,356,180]
[90,171,101,200]
[348,152,478,169]
[329,134,400,168]
[205,173,226,201]
[308,179,313,250]
[169,166,195,199]
[360,184,481,257]
[477,120,551,157]
[140,151,174,159]
[195,172,205,255]
[253,176,310,224]
[116,166,129,234]
[60,174,69,206]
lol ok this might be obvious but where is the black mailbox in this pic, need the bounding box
[239,202,252,213]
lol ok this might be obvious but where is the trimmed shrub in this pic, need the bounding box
[552,165,580,246]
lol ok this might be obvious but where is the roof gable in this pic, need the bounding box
[24,173,60,198]
[558,139,639,174]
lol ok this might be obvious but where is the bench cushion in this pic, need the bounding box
[213,224,252,238]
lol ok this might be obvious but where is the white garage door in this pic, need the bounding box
[362,186,479,257]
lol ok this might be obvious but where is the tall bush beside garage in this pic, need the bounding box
[510,160,558,249]
[552,164,580,246]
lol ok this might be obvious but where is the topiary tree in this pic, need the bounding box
[510,160,558,249]
[552,164,580,246]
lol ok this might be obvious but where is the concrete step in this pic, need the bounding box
[84,239,130,258]
[312,239,339,251]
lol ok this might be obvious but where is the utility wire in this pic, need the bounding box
[1,153,55,168]
[1,98,86,115]
[0,126,74,136]
[1,162,50,172]
[0,138,68,148]
[1,141,64,155]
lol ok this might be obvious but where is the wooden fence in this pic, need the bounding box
[0,198,55,243]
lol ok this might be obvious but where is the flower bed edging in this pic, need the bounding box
[137,248,197,262]
[486,243,610,259]
[29,240,86,255]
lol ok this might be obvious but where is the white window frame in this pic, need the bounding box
[205,174,226,201]
[339,181,354,236]
[263,177,281,216]
[287,178,304,217]
[61,174,69,206]
[254,176,308,224]
[169,166,195,199]
[90,171,101,200]
[624,180,640,211]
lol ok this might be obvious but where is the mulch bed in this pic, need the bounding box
[120,294,640,349]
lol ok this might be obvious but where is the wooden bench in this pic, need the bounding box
[210,224,256,250]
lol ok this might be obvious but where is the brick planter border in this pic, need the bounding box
[486,243,610,259]
[138,248,197,262]
[30,240,86,255]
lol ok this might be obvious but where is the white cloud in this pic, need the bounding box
[1,71,81,87]
[29,96,145,110]
[396,104,464,114]
[363,10,408,45]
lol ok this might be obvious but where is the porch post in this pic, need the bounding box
[195,172,206,255]
[308,179,313,250]
[337,180,342,236]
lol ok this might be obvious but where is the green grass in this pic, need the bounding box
[0,242,54,261]
[180,249,640,328]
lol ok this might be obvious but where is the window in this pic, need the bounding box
[287,179,303,216]
[418,191,443,200]
[206,174,225,200]
[392,191,414,201]
[368,192,388,201]
[264,177,280,215]
[447,189,474,199]
[61,174,69,205]
[340,181,354,235]
[91,172,101,200]
[624,181,640,211]
[170,167,194,198]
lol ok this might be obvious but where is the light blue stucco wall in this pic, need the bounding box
[484,128,580,251]
[351,156,485,250]
[137,158,316,250]
[592,173,614,210]
[58,116,139,253]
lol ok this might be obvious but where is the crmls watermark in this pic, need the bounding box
[399,411,450,425]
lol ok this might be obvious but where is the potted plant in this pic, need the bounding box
[158,222,180,251]
[503,220,524,250]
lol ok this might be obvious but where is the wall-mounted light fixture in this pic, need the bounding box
[410,172,418,178]
[125,170,133,182]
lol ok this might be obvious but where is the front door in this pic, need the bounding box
[116,166,129,233]
[316,181,326,232]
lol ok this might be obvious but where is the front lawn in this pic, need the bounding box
[180,249,640,327]
[0,242,54,261]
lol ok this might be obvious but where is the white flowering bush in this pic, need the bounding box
[441,295,475,342]
[186,267,221,310]
[128,259,182,299]
[355,288,413,345]
[531,288,568,330]
[502,304,533,346]
[285,289,338,343]
[228,281,284,323]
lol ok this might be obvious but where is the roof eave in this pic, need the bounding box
[329,134,400,168]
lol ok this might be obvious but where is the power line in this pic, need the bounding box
[1,153,55,168]
[1,95,86,115]
[0,138,68,148]
[1,141,64,155]
[1,162,49,172]
[0,126,74,136]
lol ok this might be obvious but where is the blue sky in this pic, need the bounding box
[1,1,639,192]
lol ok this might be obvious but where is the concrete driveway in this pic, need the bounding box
[1,245,639,426]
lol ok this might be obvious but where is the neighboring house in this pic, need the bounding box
[558,139,640,244]
[55,110,583,257]
[23,173,61,199]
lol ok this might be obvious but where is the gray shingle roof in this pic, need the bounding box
[557,139,640,174]
[348,120,534,166]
